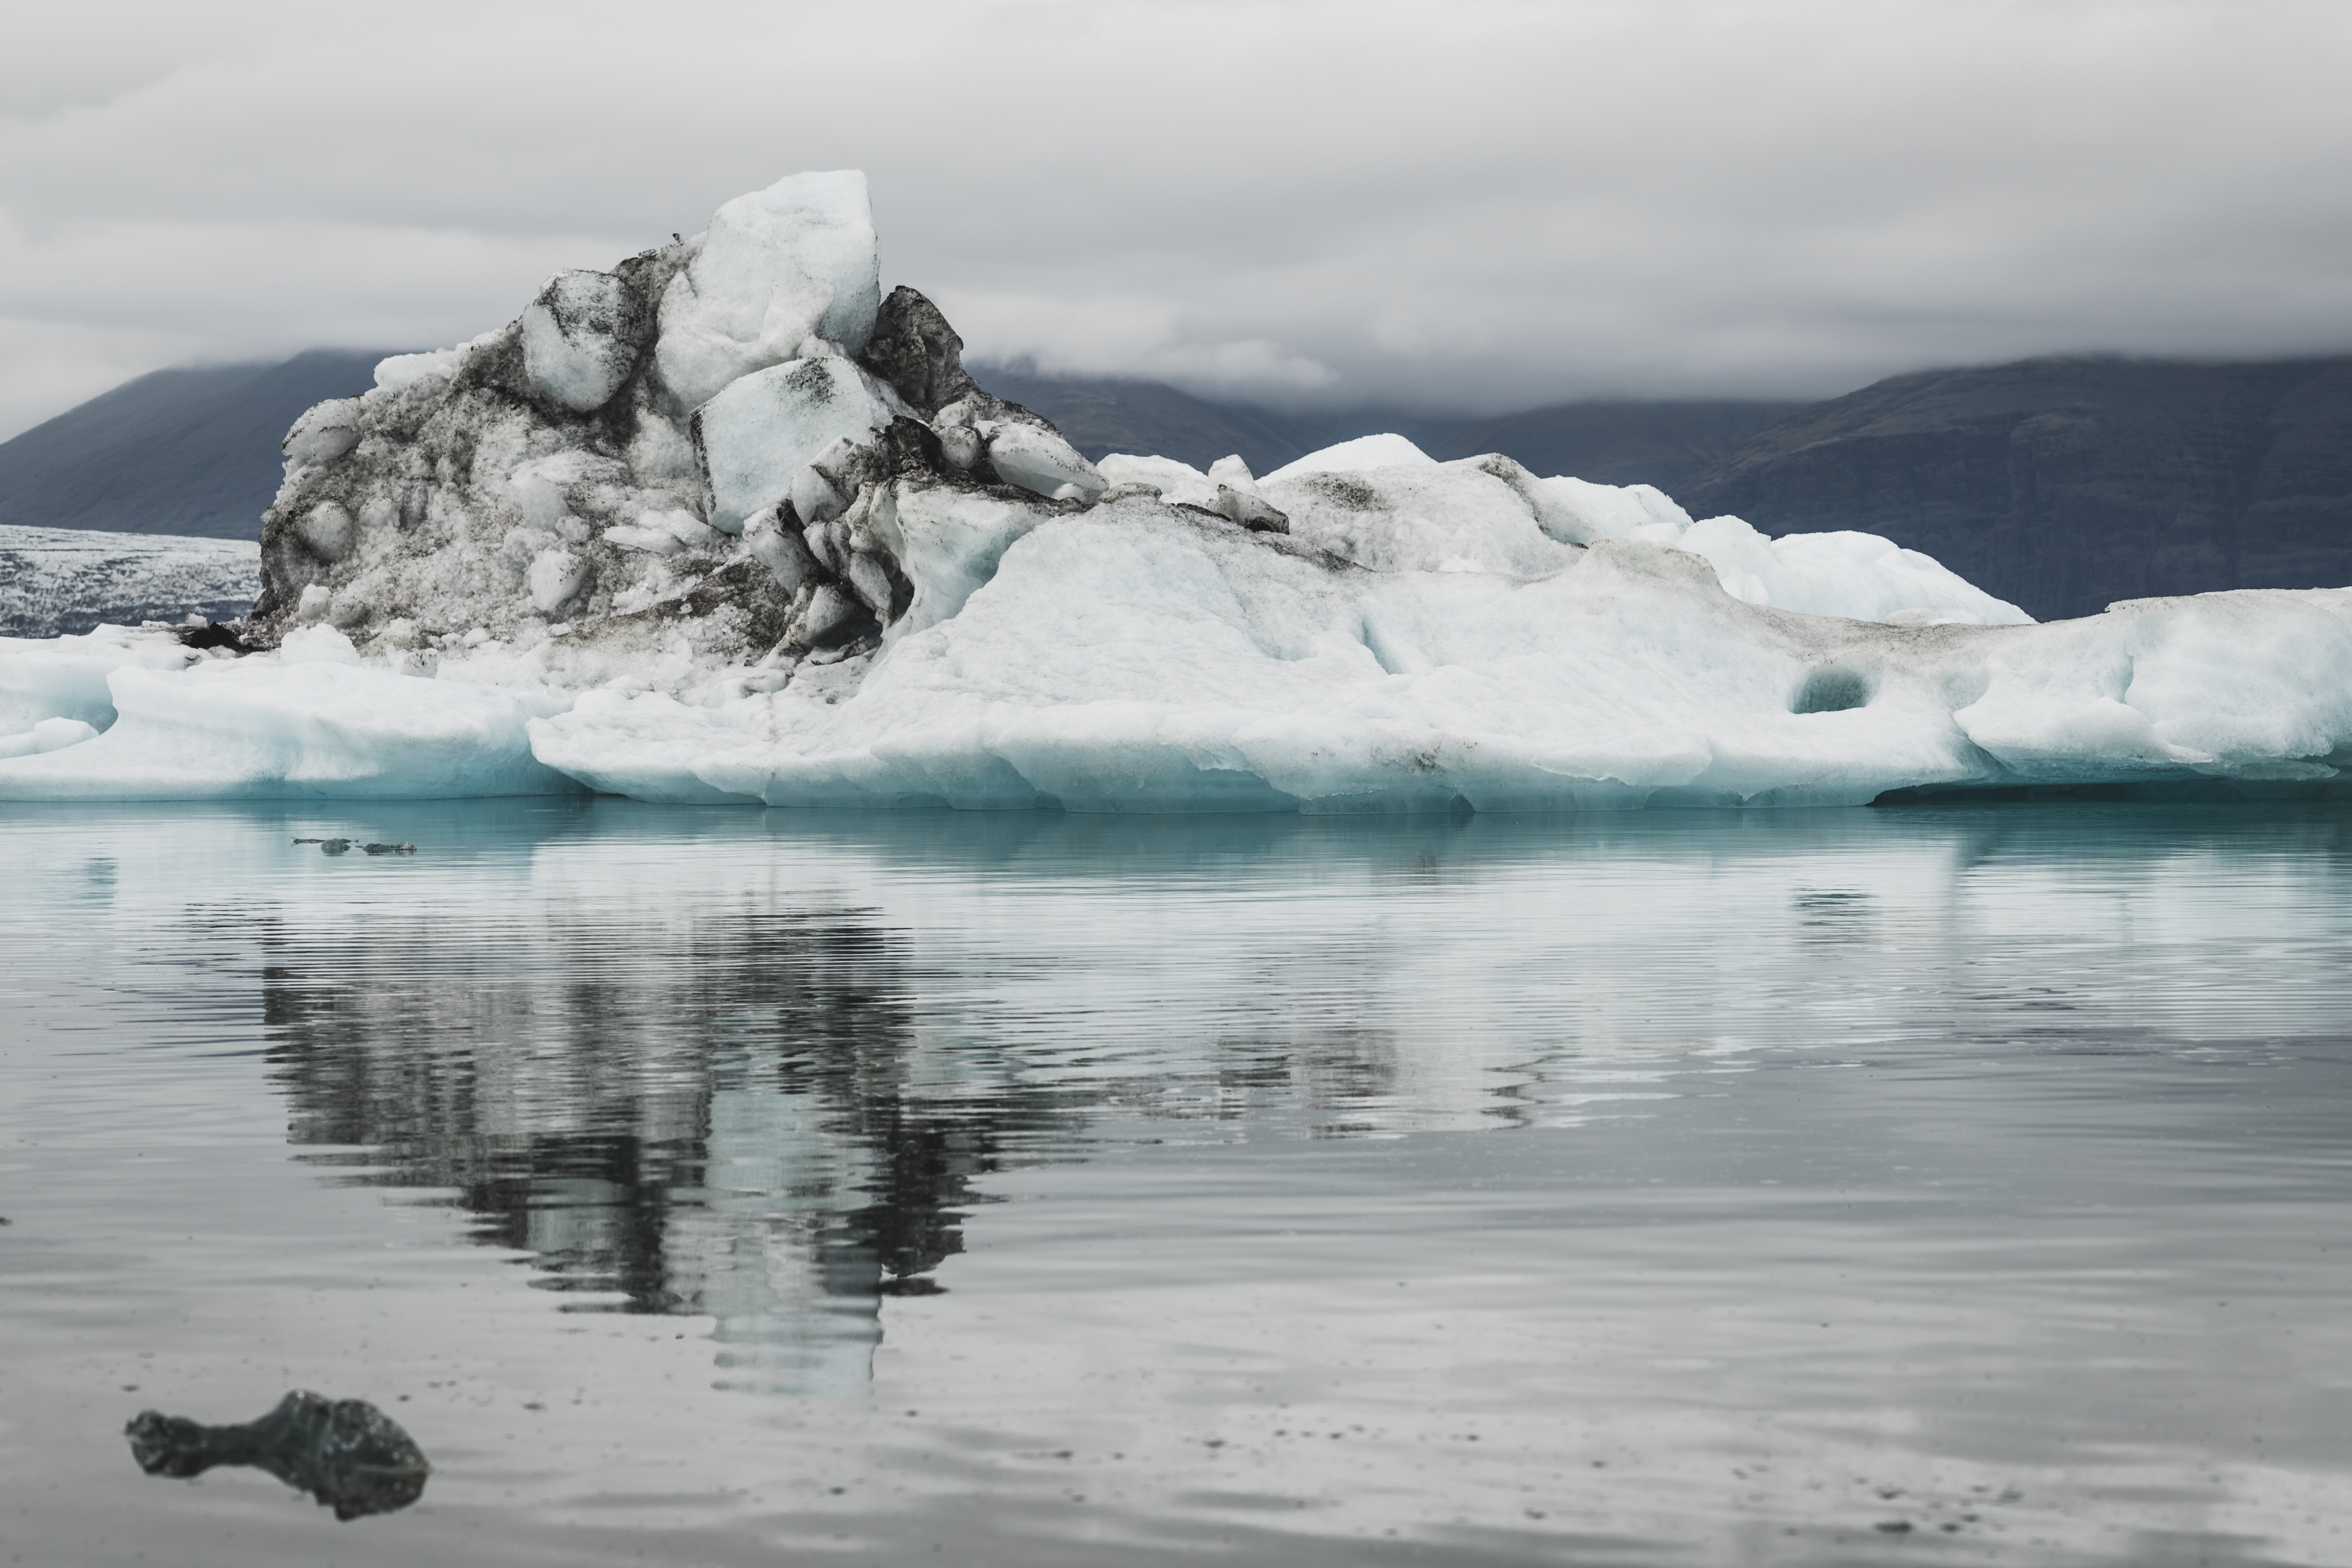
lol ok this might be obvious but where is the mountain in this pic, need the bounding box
[976,367,1799,493]
[15,347,2350,623]
[0,350,396,540]
[1414,399,1802,492]
[1681,356,2352,621]
[972,370,1316,475]
[0,350,1782,546]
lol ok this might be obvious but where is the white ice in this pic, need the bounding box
[654,170,881,411]
[0,622,575,799]
[1113,444,2027,625]
[693,357,902,532]
[0,717,101,759]
[10,442,2344,809]
[522,270,646,413]
[975,421,1107,502]
[1260,432,1437,483]
[0,622,212,734]
[1095,453,1225,510]
[515,502,2352,812]
[5,172,2343,811]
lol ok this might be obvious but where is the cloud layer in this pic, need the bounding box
[5,0,2350,438]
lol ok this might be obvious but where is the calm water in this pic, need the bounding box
[3,799,2350,1566]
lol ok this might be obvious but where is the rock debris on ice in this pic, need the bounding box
[3,171,2347,808]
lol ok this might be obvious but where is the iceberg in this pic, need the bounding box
[3,172,2347,810]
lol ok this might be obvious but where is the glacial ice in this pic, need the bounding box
[654,170,881,411]
[0,638,575,799]
[693,357,903,532]
[2,170,2346,810]
[520,516,2352,811]
[1260,432,1437,483]
[0,525,259,638]
[0,717,101,759]
[522,269,651,414]
[975,419,1109,502]
[0,622,209,732]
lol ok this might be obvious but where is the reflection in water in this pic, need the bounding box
[257,876,1418,1387]
[260,901,1072,1387]
[125,1392,429,1520]
[17,797,2352,1564]
[241,799,2352,1400]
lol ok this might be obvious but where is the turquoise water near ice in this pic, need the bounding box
[4,798,2350,1565]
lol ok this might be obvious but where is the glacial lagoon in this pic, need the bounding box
[4,797,2350,1565]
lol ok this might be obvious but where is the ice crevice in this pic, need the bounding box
[4,169,2350,808]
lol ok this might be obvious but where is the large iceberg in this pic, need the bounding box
[3,172,2348,809]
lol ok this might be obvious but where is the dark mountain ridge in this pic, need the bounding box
[1682,354,2352,621]
[0,351,398,541]
[1,351,1797,543]
[6,348,2349,624]
[971,370,1316,476]
[976,366,1799,492]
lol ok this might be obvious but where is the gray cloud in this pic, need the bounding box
[4,0,2349,439]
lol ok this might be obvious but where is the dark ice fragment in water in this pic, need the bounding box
[124,1391,430,1520]
[291,838,415,855]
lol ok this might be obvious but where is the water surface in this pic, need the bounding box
[4,799,2350,1565]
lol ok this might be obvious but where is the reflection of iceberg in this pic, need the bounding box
[8,172,2346,810]
[677,1087,883,1393]
[125,1392,429,1520]
[228,805,1442,1391]
[258,884,1046,1391]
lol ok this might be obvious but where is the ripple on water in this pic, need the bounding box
[2,796,2350,1566]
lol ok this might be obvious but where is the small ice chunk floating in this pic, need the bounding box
[3,171,2348,809]
[124,1391,430,1520]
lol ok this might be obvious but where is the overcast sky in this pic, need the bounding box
[3,0,2349,440]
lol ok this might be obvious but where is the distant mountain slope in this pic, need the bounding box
[975,367,1796,493]
[5,353,1782,552]
[1681,356,2352,621]
[0,350,396,540]
[1416,400,1803,493]
[21,349,2348,623]
[971,370,1316,474]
